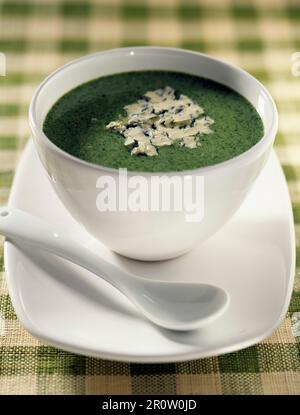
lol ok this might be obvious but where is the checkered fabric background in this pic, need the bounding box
[0,0,300,395]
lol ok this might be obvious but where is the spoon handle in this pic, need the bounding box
[0,206,129,291]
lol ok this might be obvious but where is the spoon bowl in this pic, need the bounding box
[130,280,229,331]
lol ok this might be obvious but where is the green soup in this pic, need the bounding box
[43,70,264,172]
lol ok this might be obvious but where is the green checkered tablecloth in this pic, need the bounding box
[0,0,300,395]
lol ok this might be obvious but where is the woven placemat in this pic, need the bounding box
[0,0,300,395]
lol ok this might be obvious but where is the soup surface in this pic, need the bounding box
[43,70,264,172]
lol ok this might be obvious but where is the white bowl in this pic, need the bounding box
[29,47,278,261]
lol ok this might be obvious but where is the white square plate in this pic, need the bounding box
[4,141,295,362]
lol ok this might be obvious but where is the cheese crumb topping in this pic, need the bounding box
[106,86,214,157]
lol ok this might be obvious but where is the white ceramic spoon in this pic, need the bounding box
[0,206,229,331]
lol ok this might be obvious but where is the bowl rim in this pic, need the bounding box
[29,46,278,176]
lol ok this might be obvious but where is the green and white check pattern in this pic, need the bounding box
[0,0,300,395]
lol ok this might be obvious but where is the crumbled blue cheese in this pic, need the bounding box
[131,142,158,156]
[106,86,214,156]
